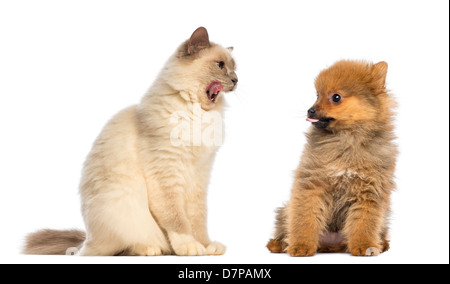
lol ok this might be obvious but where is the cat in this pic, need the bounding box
[23,27,238,256]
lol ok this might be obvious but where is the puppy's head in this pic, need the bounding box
[163,27,238,110]
[307,60,393,130]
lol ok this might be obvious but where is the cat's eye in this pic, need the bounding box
[331,94,342,103]
[216,61,225,70]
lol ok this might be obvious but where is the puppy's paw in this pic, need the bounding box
[266,239,285,253]
[287,243,316,257]
[350,245,381,256]
[206,242,226,255]
[365,247,381,256]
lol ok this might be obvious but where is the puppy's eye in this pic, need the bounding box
[216,61,225,70]
[331,94,342,103]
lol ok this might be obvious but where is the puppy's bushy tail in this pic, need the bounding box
[267,206,288,253]
[23,229,85,255]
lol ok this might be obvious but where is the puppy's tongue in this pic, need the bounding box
[306,118,320,123]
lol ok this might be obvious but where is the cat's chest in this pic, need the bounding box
[167,103,224,149]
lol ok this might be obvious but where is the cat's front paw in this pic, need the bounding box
[173,240,206,256]
[131,245,163,256]
[169,232,206,256]
[206,241,226,255]
[143,245,163,256]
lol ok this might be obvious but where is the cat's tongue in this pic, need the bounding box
[306,118,320,123]
[206,81,224,102]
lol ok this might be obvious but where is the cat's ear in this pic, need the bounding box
[187,27,210,55]
[372,61,388,88]
[227,46,234,52]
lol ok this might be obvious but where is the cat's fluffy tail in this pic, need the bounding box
[23,229,85,255]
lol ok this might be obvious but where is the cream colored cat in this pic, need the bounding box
[24,27,238,256]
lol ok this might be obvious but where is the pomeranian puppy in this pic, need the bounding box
[267,60,397,256]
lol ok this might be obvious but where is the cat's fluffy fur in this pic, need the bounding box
[24,27,238,256]
[267,60,397,256]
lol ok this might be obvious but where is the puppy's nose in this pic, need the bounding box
[308,107,316,116]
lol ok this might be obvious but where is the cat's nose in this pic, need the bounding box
[231,77,238,86]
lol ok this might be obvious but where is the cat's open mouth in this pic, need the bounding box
[206,81,224,103]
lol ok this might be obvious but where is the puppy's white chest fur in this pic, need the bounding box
[330,167,365,181]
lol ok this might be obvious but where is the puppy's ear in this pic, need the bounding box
[372,61,388,88]
[187,27,210,55]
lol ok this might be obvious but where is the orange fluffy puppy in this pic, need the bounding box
[267,60,397,256]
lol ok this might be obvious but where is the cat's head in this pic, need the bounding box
[163,27,238,110]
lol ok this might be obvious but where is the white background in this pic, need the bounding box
[0,0,448,264]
